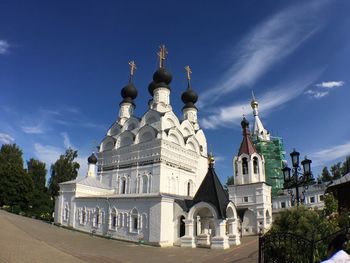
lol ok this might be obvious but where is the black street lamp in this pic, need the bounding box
[282,149,315,206]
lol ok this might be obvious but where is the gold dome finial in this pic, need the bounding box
[157,44,168,68]
[128,60,137,82]
[208,152,215,167]
[251,90,258,109]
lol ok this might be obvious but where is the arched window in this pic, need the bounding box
[81,207,86,225]
[119,214,123,228]
[94,207,100,228]
[187,182,191,196]
[242,158,248,175]
[253,157,259,174]
[111,209,117,229]
[121,178,126,194]
[63,204,69,221]
[130,208,139,233]
[179,215,185,237]
[142,175,148,193]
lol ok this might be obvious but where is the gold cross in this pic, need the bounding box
[185,65,192,80]
[157,44,168,68]
[128,60,137,76]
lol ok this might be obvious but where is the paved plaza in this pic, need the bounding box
[0,210,258,263]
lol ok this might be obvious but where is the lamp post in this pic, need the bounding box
[282,149,314,206]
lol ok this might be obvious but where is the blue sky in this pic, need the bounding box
[1,0,349,183]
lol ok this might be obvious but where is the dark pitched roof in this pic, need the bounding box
[182,162,229,219]
[238,117,257,156]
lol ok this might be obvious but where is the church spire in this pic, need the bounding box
[238,117,257,156]
[250,92,270,141]
[181,65,199,129]
[148,45,173,112]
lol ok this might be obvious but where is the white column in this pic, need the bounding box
[227,218,241,246]
[211,220,229,249]
[181,219,196,248]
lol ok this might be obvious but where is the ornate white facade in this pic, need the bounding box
[54,49,240,249]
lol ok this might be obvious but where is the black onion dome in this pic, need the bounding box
[121,83,138,100]
[181,86,198,104]
[153,68,172,84]
[148,81,157,96]
[148,68,173,96]
[88,153,97,164]
[241,117,249,129]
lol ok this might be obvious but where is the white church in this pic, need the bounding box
[54,46,247,249]
[54,46,276,248]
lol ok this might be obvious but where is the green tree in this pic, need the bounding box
[27,158,53,219]
[320,166,332,182]
[341,156,350,176]
[323,193,338,217]
[48,148,80,198]
[226,176,235,186]
[27,158,47,191]
[0,144,34,209]
[330,162,342,180]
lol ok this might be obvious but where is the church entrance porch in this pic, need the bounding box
[181,202,230,249]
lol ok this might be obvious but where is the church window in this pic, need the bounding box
[310,196,315,203]
[110,209,117,229]
[130,208,139,233]
[119,214,123,227]
[63,205,69,221]
[82,208,86,224]
[112,215,117,228]
[142,175,148,193]
[281,202,286,208]
[187,182,191,196]
[94,208,100,228]
[319,195,324,201]
[253,157,259,174]
[133,218,138,230]
[242,158,248,175]
[121,178,126,194]
[244,196,248,202]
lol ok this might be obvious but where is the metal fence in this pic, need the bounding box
[259,227,349,263]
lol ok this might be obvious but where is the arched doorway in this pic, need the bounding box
[179,215,185,237]
[242,209,255,235]
[226,203,241,246]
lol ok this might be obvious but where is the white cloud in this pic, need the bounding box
[34,142,88,178]
[61,132,74,149]
[316,81,344,88]
[310,141,350,167]
[305,90,329,99]
[21,125,44,134]
[34,143,62,167]
[0,133,14,144]
[201,73,321,129]
[213,155,226,163]
[198,1,327,107]
[0,40,10,54]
